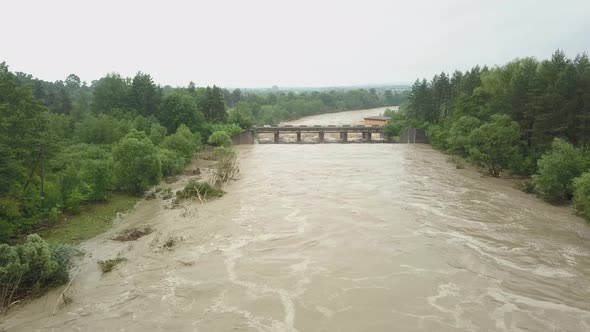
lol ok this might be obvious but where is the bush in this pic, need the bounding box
[383,121,405,138]
[158,148,185,176]
[113,131,162,194]
[64,187,87,214]
[176,180,224,200]
[533,138,590,203]
[97,257,126,273]
[161,124,201,160]
[207,131,233,147]
[148,123,167,145]
[209,123,243,137]
[0,235,75,312]
[80,159,114,201]
[573,172,590,220]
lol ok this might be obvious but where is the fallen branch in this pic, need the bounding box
[52,271,79,315]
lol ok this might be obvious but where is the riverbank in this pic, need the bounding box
[39,194,140,244]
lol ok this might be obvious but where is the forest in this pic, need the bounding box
[0,62,404,244]
[385,50,590,220]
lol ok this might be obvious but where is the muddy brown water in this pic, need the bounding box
[3,107,590,331]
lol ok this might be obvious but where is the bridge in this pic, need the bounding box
[253,125,388,143]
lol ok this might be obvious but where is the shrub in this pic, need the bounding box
[533,138,590,203]
[176,180,224,200]
[97,257,126,273]
[158,148,185,176]
[207,131,233,147]
[573,172,590,220]
[0,235,75,312]
[517,179,536,194]
[80,159,114,201]
[148,123,167,145]
[161,124,201,160]
[209,123,243,137]
[212,147,239,186]
[64,187,87,214]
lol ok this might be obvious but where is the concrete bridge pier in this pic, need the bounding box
[362,132,367,140]
[366,132,372,142]
[318,131,325,143]
[341,131,348,142]
[296,131,302,142]
[274,131,279,143]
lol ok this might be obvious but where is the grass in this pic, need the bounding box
[40,194,140,244]
[97,257,127,273]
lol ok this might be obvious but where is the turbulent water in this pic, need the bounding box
[4,107,590,331]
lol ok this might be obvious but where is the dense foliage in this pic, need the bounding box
[0,63,227,243]
[0,235,75,312]
[394,50,590,218]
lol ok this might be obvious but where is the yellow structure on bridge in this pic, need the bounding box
[363,116,391,126]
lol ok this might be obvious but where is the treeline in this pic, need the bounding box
[0,62,408,244]
[231,88,408,125]
[0,63,240,244]
[388,50,590,219]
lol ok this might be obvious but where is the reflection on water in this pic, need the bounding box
[4,107,590,331]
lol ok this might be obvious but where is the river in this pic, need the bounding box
[3,107,590,331]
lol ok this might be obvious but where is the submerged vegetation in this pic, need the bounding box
[97,257,127,274]
[392,50,590,219]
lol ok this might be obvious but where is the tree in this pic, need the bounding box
[228,107,253,129]
[447,116,482,157]
[148,123,167,145]
[130,72,160,117]
[533,138,590,203]
[468,115,520,176]
[91,73,130,114]
[0,62,47,240]
[157,92,204,133]
[113,131,161,194]
[201,86,227,122]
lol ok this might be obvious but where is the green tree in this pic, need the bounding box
[468,115,520,176]
[201,86,227,122]
[130,72,161,117]
[157,92,204,133]
[113,131,161,194]
[533,138,590,203]
[91,73,130,114]
[447,116,482,157]
[148,123,167,145]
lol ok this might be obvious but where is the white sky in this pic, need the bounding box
[2,0,589,88]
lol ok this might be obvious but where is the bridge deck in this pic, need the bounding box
[254,125,384,133]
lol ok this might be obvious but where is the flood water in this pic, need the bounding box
[4,107,590,331]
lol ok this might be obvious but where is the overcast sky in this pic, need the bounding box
[2,0,589,88]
